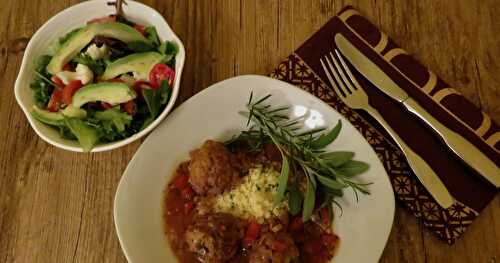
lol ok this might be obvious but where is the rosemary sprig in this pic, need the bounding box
[230,92,371,222]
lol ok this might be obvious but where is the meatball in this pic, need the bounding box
[185,213,245,263]
[248,232,299,263]
[189,140,239,195]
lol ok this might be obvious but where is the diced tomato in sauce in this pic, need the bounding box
[243,220,261,247]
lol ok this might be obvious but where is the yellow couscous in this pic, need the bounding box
[214,167,288,222]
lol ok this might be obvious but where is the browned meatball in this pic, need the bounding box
[248,232,299,263]
[188,140,239,195]
[185,213,245,263]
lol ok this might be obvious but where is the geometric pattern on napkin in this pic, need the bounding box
[270,53,478,244]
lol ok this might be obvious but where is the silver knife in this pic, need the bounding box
[335,34,500,188]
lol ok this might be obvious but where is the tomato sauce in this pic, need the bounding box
[164,162,199,263]
[163,147,339,263]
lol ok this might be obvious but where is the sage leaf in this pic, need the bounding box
[321,151,354,167]
[338,160,370,177]
[317,174,346,190]
[302,178,315,221]
[274,154,289,205]
[310,120,342,149]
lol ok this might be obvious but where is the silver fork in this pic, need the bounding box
[321,50,454,209]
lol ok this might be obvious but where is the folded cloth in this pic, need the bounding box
[270,6,499,244]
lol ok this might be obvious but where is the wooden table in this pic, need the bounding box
[0,0,498,262]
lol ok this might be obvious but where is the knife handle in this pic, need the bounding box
[403,98,500,188]
[364,105,455,208]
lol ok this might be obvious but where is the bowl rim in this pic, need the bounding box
[14,0,186,152]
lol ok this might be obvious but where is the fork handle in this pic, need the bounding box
[364,105,455,208]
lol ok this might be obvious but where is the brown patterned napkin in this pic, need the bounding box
[269,6,499,244]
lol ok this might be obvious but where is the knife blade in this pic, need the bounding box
[335,33,500,188]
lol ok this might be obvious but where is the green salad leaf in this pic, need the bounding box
[145,26,160,46]
[30,55,54,107]
[94,106,132,132]
[127,41,156,52]
[158,41,178,65]
[158,79,172,105]
[72,53,106,76]
[143,79,172,119]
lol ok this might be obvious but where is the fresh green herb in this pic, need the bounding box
[337,160,370,177]
[230,93,371,222]
[274,154,289,205]
[302,177,316,221]
[310,120,342,148]
[72,53,106,76]
[320,151,354,167]
[288,185,302,216]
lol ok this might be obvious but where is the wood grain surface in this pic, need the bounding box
[0,0,498,262]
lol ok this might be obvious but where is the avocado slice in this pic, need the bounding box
[61,105,87,119]
[47,22,152,74]
[64,118,99,152]
[101,52,164,81]
[71,82,136,108]
[31,105,64,126]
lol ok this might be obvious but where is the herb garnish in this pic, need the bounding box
[229,93,371,222]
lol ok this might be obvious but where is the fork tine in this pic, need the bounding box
[323,54,350,96]
[320,58,345,98]
[334,49,361,90]
[328,52,356,93]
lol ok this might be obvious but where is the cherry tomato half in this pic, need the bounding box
[149,63,175,89]
[61,80,83,106]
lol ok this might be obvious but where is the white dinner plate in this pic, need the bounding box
[114,75,395,263]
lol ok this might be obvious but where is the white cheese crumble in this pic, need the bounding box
[85,43,109,60]
[214,167,288,222]
[55,64,93,85]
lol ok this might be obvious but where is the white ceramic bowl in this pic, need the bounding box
[114,75,395,263]
[14,0,185,152]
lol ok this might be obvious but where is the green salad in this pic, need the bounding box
[30,14,179,151]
